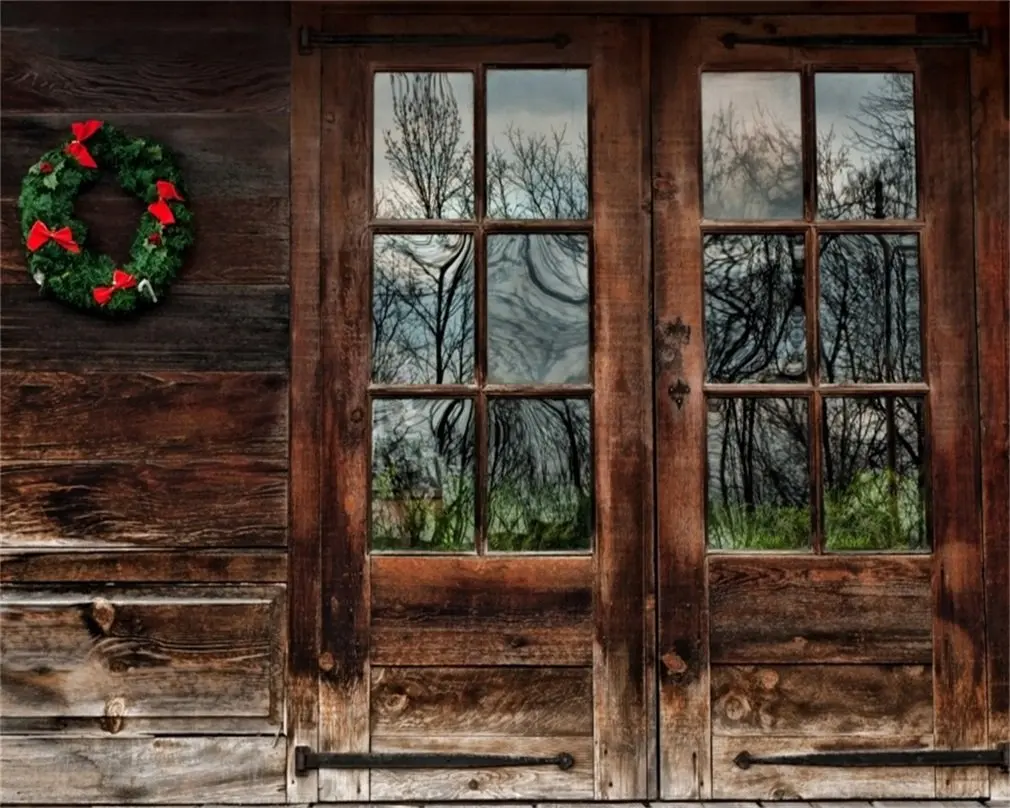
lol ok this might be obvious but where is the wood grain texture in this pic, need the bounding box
[653,15,710,800]
[971,4,1010,801]
[0,736,286,803]
[1,372,287,462]
[1,1,289,29]
[918,13,988,799]
[0,550,286,584]
[370,556,592,666]
[709,556,932,664]
[1,285,289,372]
[318,34,370,802]
[2,197,289,286]
[712,735,934,800]
[1,460,286,550]
[287,3,322,801]
[1,586,284,722]
[591,17,652,800]
[712,665,932,738]
[1,29,287,113]
[371,667,592,737]
[1,115,288,199]
[369,735,594,801]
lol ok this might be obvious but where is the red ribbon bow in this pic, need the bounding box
[65,120,103,169]
[147,180,184,226]
[26,220,80,253]
[93,269,137,306]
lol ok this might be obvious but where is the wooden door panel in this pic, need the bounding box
[316,14,651,801]
[371,556,592,666]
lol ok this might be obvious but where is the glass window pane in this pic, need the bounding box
[819,233,921,383]
[372,234,475,384]
[704,233,806,383]
[487,234,590,384]
[702,72,803,220]
[816,73,917,220]
[707,397,810,550]
[823,396,927,551]
[371,398,475,552]
[488,398,592,552]
[374,72,474,219]
[486,69,588,219]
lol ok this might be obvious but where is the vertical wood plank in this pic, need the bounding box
[971,3,1010,801]
[653,16,711,800]
[319,29,371,803]
[287,3,322,801]
[918,12,988,799]
[591,16,652,800]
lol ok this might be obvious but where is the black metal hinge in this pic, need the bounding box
[734,742,1009,772]
[294,746,575,775]
[720,29,989,50]
[298,27,570,55]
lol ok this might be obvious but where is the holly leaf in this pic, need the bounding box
[42,173,59,190]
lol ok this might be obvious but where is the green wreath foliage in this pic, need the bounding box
[18,121,194,315]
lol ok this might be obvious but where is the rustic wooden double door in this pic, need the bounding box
[303,11,997,802]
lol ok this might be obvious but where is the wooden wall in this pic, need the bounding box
[0,3,291,802]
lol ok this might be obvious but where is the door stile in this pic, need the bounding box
[319,34,373,802]
[917,13,988,799]
[287,2,323,801]
[591,17,654,799]
[652,16,711,801]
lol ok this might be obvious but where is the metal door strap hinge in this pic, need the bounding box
[735,742,1009,772]
[294,746,575,776]
[298,27,570,54]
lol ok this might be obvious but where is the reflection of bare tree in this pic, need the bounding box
[488,399,592,550]
[704,74,923,549]
[372,72,590,550]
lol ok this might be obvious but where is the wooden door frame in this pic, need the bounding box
[288,3,1008,802]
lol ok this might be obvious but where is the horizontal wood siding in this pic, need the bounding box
[0,3,290,804]
[1,586,285,722]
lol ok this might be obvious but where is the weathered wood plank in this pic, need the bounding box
[0,372,287,462]
[1,115,289,199]
[709,556,932,664]
[653,15,710,800]
[370,667,592,737]
[0,460,286,550]
[0,550,287,583]
[1,29,287,113]
[712,735,935,800]
[0,715,279,736]
[0,736,286,803]
[971,4,1010,803]
[711,665,932,738]
[1,285,289,372]
[1,1,289,29]
[286,2,322,801]
[318,34,370,802]
[368,735,594,801]
[918,13,989,799]
[592,17,652,800]
[370,556,592,667]
[1,586,284,722]
[2,196,290,286]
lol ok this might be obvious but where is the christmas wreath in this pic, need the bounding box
[17,120,193,315]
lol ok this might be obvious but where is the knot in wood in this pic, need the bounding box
[90,597,116,634]
[318,651,335,672]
